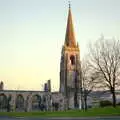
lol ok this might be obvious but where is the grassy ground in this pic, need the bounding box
[0,107,120,117]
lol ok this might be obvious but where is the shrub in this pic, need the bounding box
[100,100,112,107]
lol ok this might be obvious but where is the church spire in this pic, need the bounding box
[64,2,76,47]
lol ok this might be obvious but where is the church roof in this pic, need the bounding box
[64,5,76,47]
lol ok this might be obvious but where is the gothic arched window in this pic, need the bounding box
[70,55,75,65]
[16,94,24,111]
[0,94,7,111]
[32,95,41,110]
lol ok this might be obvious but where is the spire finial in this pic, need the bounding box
[65,1,76,47]
[68,1,71,9]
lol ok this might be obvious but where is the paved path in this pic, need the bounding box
[0,116,120,120]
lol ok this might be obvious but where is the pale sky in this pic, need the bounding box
[0,0,120,91]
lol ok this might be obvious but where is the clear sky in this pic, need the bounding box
[0,0,120,91]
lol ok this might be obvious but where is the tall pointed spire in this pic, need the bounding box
[65,2,76,47]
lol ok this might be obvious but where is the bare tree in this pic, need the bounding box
[88,36,120,107]
[81,59,97,110]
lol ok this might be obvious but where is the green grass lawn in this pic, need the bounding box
[0,107,120,117]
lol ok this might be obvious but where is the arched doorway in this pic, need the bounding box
[16,94,24,111]
[0,94,7,111]
[32,95,41,111]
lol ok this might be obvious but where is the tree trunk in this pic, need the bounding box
[84,96,87,111]
[112,90,116,107]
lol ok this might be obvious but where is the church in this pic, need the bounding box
[1,5,118,112]
[59,4,82,109]
[0,4,82,112]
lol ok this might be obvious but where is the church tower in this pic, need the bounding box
[60,4,81,109]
